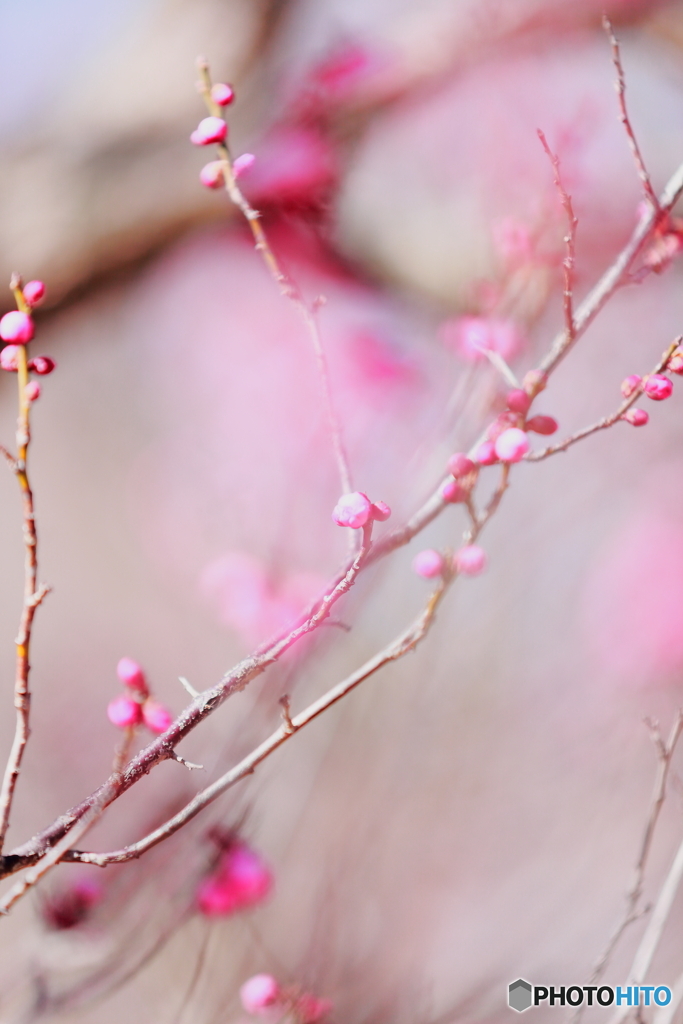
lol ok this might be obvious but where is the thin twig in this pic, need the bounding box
[603,17,659,209]
[537,129,578,343]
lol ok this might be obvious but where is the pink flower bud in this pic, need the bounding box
[0,310,33,344]
[23,280,46,306]
[107,695,141,729]
[440,479,466,503]
[116,657,148,695]
[233,153,255,179]
[621,374,642,398]
[240,974,281,1015]
[141,699,173,734]
[506,388,531,415]
[623,407,649,426]
[371,500,391,522]
[0,345,20,371]
[190,116,227,146]
[211,82,235,107]
[199,160,225,189]
[28,355,55,375]
[332,491,372,529]
[447,453,475,478]
[525,415,558,436]
[668,349,683,375]
[197,843,273,916]
[454,545,487,576]
[494,427,529,462]
[25,381,40,402]
[643,373,673,401]
[412,549,444,579]
[521,368,547,396]
[474,440,497,466]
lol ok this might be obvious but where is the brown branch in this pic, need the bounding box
[603,17,659,210]
[527,339,679,462]
[537,129,578,344]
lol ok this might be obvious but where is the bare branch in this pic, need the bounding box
[537,129,578,344]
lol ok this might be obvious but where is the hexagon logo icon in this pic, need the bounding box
[508,979,533,1012]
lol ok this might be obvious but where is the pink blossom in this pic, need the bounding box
[25,381,40,402]
[506,388,532,415]
[332,491,372,529]
[494,428,529,462]
[240,974,281,1015]
[197,843,273,917]
[439,316,523,363]
[0,345,20,371]
[643,373,673,401]
[116,657,148,695]
[412,549,444,579]
[371,500,391,522]
[107,695,141,729]
[525,415,558,436]
[141,699,173,734]
[233,153,255,179]
[190,116,227,146]
[621,374,642,397]
[448,452,475,478]
[210,82,234,107]
[623,407,649,426]
[474,440,497,466]
[455,545,487,576]
[0,310,34,344]
[23,280,45,306]
[28,355,55,375]
[440,479,466,504]
[199,160,225,189]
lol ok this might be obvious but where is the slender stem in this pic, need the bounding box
[537,129,578,344]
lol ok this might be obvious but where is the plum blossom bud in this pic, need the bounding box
[455,545,487,576]
[494,427,529,462]
[623,408,649,426]
[506,388,532,415]
[233,153,255,178]
[643,374,673,401]
[199,160,225,189]
[332,491,372,529]
[440,479,466,503]
[107,695,141,729]
[0,345,20,371]
[474,440,497,466]
[211,82,234,106]
[621,374,642,398]
[197,843,273,916]
[412,549,444,578]
[142,700,173,734]
[522,368,547,396]
[23,280,46,306]
[448,453,475,478]
[190,116,227,146]
[668,349,683,375]
[370,500,391,522]
[28,355,55,375]
[526,415,558,436]
[240,974,281,1015]
[0,310,33,343]
[25,381,40,402]
[116,657,148,695]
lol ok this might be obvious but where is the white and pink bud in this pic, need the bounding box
[332,491,373,529]
[0,310,34,344]
[623,407,649,426]
[199,160,225,189]
[211,82,234,107]
[0,345,20,371]
[621,374,642,398]
[668,349,683,375]
[440,479,466,504]
[190,116,227,146]
[474,440,497,466]
[643,374,673,401]
[25,381,40,402]
[23,280,46,306]
[116,657,148,696]
[494,427,530,462]
[412,549,444,579]
[454,545,487,576]
[233,153,255,179]
[107,695,142,729]
[240,974,281,1015]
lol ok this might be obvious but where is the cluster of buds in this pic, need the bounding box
[412,544,487,580]
[471,373,558,468]
[620,354,680,426]
[190,81,255,190]
[0,280,55,402]
[331,492,391,529]
[197,840,273,917]
[106,657,173,734]
[240,974,332,1023]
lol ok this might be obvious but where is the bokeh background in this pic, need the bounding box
[2,1,683,1021]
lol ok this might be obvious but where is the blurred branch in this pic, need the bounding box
[537,129,578,345]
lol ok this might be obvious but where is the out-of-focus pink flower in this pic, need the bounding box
[233,153,255,179]
[240,974,281,1015]
[332,491,373,529]
[107,695,141,729]
[0,311,33,344]
[197,843,273,917]
[413,549,444,579]
[23,280,46,306]
[439,316,523,363]
[142,699,173,734]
